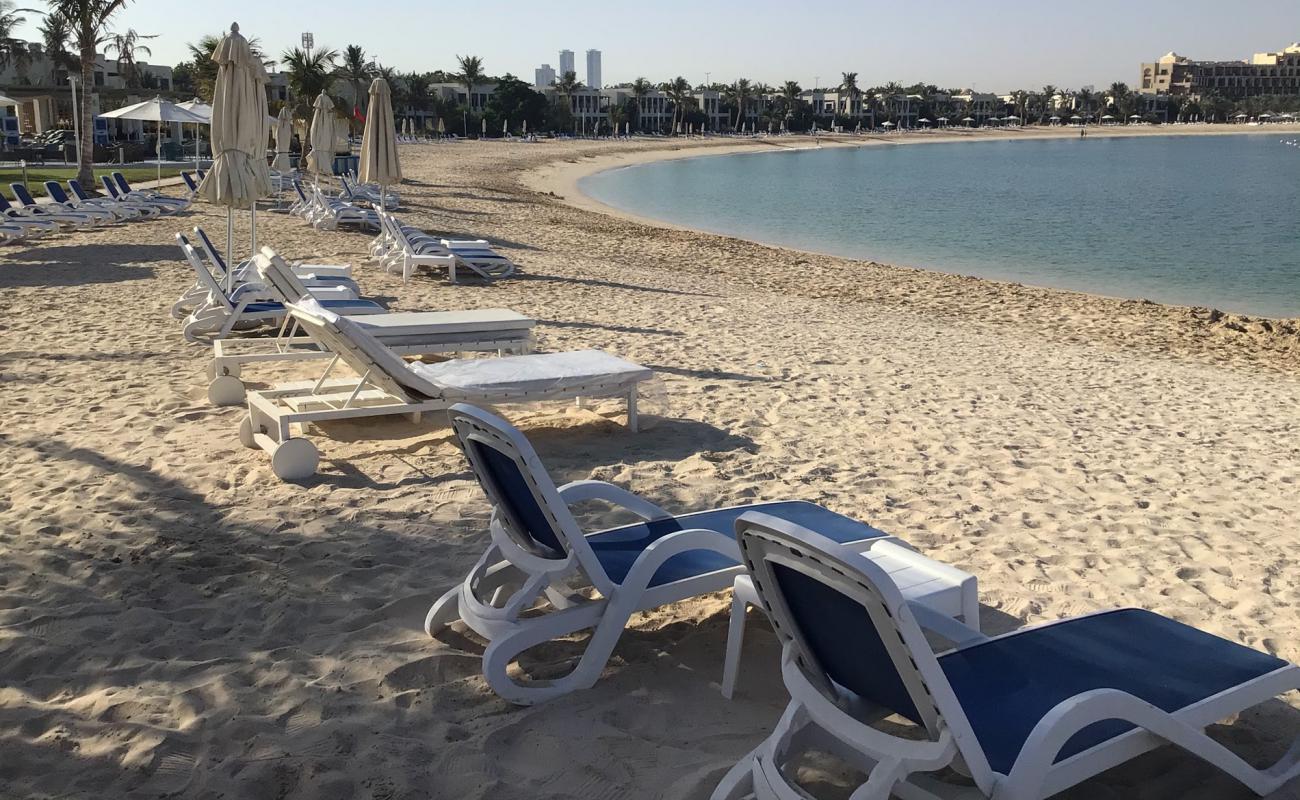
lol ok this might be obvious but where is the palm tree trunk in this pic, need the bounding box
[78,45,95,187]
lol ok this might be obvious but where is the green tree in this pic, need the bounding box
[662,75,693,132]
[727,77,752,129]
[456,54,485,110]
[105,28,154,88]
[839,71,859,118]
[50,0,133,185]
[485,73,547,134]
[0,1,30,73]
[337,44,374,131]
[1039,84,1057,123]
[39,10,77,75]
[281,44,339,119]
[630,76,652,132]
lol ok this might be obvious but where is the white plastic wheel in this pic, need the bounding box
[207,376,247,406]
[238,414,259,449]
[271,439,319,481]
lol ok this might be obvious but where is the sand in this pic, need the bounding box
[0,126,1297,799]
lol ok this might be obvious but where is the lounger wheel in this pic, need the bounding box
[207,375,247,406]
[270,439,319,481]
[238,414,259,449]
[205,361,242,381]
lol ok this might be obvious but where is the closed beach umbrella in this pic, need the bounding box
[197,22,272,291]
[272,106,293,171]
[481,117,487,137]
[99,97,207,186]
[358,77,401,210]
[307,93,338,176]
[437,117,445,136]
[503,117,508,136]
[522,118,527,136]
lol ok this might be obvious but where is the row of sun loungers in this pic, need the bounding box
[156,196,1300,799]
[0,172,196,243]
[369,210,516,283]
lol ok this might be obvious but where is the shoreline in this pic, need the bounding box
[526,123,1300,322]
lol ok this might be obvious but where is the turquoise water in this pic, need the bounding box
[580,135,1300,318]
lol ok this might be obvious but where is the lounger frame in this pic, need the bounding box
[712,513,1300,800]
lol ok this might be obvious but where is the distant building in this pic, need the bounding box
[558,50,575,79]
[1140,43,1300,99]
[0,39,175,137]
[535,64,556,90]
[586,49,602,89]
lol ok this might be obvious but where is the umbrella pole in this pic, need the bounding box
[157,121,163,189]
[226,209,234,294]
[250,205,257,258]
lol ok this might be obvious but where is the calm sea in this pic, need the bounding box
[579,134,1300,318]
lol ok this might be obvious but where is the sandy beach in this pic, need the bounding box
[1,126,1298,799]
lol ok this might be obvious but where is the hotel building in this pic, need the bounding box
[1139,43,1300,99]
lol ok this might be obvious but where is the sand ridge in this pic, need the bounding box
[0,132,1297,799]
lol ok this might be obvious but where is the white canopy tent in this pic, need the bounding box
[99,97,208,186]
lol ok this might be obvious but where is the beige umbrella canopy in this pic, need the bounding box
[307,93,339,175]
[272,106,293,172]
[198,23,271,210]
[358,77,401,206]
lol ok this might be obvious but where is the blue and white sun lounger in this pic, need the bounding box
[713,513,1300,800]
[10,183,109,226]
[422,403,968,706]
[176,235,383,342]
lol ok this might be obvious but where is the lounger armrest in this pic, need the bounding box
[556,480,672,522]
[907,603,988,648]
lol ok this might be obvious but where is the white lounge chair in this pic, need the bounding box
[45,181,141,222]
[205,250,536,405]
[10,183,112,226]
[68,179,158,220]
[424,403,976,705]
[239,296,651,480]
[713,512,1300,800]
[0,191,92,230]
[176,236,382,342]
[372,211,515,284]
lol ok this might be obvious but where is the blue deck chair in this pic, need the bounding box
[68,179,157,219]
[175,234,383,342]
[46,181,139,221]
[714,513,1300,800]
[113,171,191,211]
[192,226,358,292]
[3,187,93,229]
[101,175,184,216]
[13,182,113,226]
[426,403,917,705]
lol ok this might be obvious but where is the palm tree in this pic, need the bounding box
[1039,84,1057,123]
[105,28,154,88]
[456,54,485,111]
[630,76,652,132]
[839,71,859,118]
[38,10,77,76]
[662,76,692,131]
[281,45,339,119]
[729,77,752,129]
[337,45,374,132]
[0,0,28,73]
[51,0,135,186]
[1076,88,1094,124]
[1108,81,1130,121]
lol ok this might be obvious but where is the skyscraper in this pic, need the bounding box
[535,63,556,90]
[558,50,575,79]
[586,49,602,89]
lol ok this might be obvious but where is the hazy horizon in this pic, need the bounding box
[11,0,1300,94]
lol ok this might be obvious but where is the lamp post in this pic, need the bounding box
[68,75,81,167]
[301,32,313,60]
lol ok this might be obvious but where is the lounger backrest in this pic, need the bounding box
[448,403,584,562]
[284,296,417,403]
[10,183,37,207]
[101,176,121,198]
[192,227,229,275]
[254,250,313,304]
[181,172,199,193]
[67,180,91,202]
[44,182,71,204]
[737,513,964,741]
[292,180,308,204]
[113,173,132,194]
[177,233,232,311]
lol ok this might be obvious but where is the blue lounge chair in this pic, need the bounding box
[12,182,112,225]
[113,171,191,211]
[175,234,383,342]
[425,403,937,705]
[1,189,92,229]
[46,181,140,221]
[68,179,157,219]
[101,175,184,215]
[713,513,1300,800]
